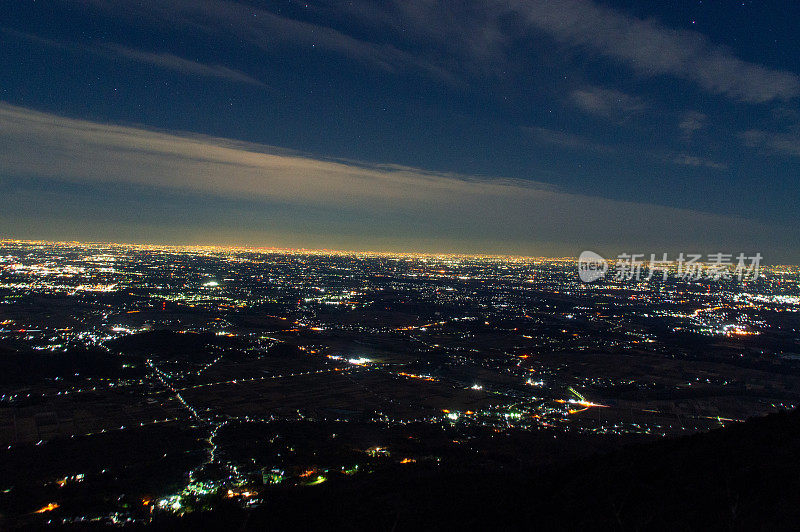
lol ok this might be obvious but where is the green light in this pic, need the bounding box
[307,475,327,486]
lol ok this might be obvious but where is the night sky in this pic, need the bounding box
[1,1,799,261]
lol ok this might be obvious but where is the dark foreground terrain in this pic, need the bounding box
[13,407,795,531]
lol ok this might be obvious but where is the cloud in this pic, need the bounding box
[526,124,727,170]
[523,126,615,154]
[81,0,799,103]
[671,154,727,170]
[2,28,265,86]
[740,130,800,157]
[679,111,707,139]
[101,44,266,86]
[509,0,800,103]
[0,102,789,257]
[84,0,459,83]
[570,87,646,117]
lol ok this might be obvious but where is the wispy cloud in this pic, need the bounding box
[526,124,727,171]
[511,0,799,103]
[570,87,646,117]
[0,102,786,256]
[671,153,727,170]
[2,28,265,87]
[101,44,266,86]
[740,130,800,157]
[84,0,459,83]
[679,111,707,140]
[81,0,799,103]
[523,126,615,154]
